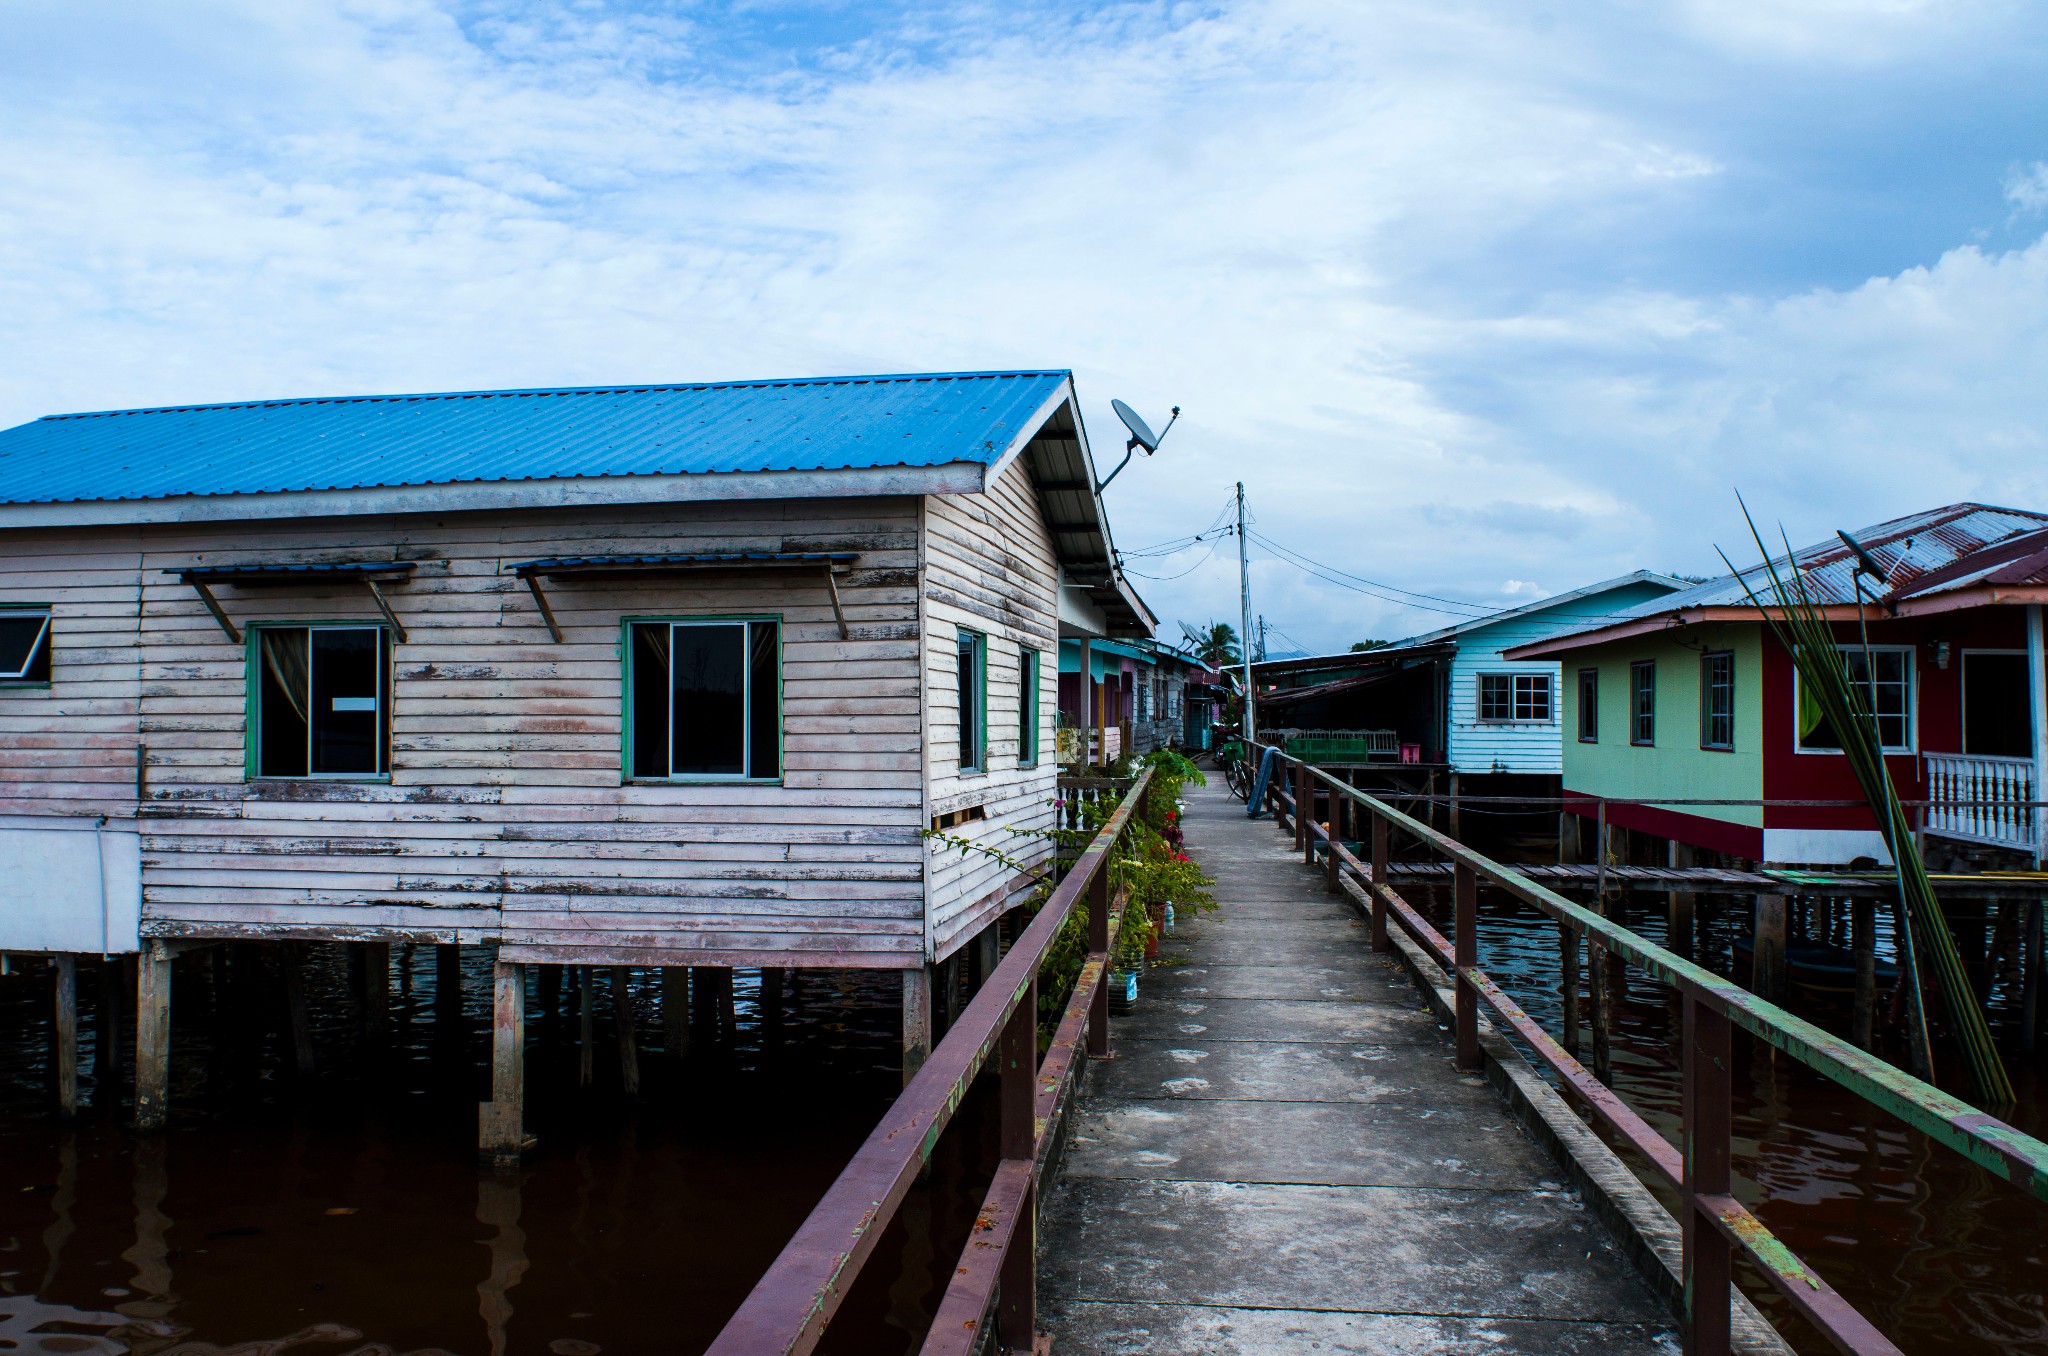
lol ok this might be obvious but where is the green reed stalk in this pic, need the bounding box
[1722,503,2013,1108]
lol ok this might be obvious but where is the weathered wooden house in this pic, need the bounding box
[0,370,1154,1138]
[1509,504,2048,868]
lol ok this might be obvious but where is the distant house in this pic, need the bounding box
[0,370,1154,1134]
[1054,637,1218,761]
[1507,503,2048,868]
[1253,572,1686,785]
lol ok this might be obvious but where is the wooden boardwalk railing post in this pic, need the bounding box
[1326,788,1345,893]
[1088,861,1111,1059]
[997,972,1039,1351]
[1370,812,1390,952]
[1454,861,1481,1072]
[1682,994,1733,1356]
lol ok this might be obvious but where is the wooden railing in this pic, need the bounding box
[1924,751,2038,851]
[705,770,1153,1356]
[1258,747,2048,1356]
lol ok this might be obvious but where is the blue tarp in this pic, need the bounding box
[1246,745,1279,817]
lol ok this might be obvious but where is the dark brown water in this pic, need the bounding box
[1406,812,2048,1355]
[0,950,998,1356]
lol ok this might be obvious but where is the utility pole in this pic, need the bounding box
[1257,616,1268,663]
[1236,482,1256,742]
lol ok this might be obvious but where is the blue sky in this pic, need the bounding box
[5,1,2048,654]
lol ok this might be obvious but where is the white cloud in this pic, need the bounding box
[0,0,2042,653]
[2008,161,2048,214]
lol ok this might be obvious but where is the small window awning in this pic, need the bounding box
[168,560,418,644]
[505,551,862,642]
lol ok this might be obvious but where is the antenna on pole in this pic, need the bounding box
[1097,400,1180,494]
[1237,482,1256,742]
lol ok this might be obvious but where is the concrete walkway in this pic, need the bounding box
[1038,778,1677,1355]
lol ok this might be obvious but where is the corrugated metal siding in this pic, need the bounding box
[0,371,1068,506]
[1448,581,1680,774]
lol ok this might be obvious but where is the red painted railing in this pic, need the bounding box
[1262,749,2048,1356]
[705,770,1152,1356]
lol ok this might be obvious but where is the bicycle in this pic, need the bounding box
[1217,736,1252,801]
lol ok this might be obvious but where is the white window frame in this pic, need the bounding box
[633,618,779,782]
[1793,643,1916,756]
[255,623,389,780]
[1477,670,1554,724]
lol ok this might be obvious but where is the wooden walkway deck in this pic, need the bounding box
[1038,779,1676,1354]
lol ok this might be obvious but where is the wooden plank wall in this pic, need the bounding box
[0,526,144,822]
[27,496,937,964]
[922,459,1061,960]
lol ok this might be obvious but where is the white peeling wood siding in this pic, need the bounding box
[1447,581,1682,776]
[0,527,144,820]
[922,460,1061,960]
[23,497,934,964]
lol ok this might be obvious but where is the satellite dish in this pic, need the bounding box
[1113,399,1161,453]
[1097,399,1181,493]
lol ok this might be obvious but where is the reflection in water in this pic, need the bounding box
[475,1176,527,1356]
[119,1140,174,1322]
[0,952,959,1356]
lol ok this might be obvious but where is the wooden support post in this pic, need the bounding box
[1590,908,1614,1084]
[1852,896,1877,1051]
[1560,922,1581,1054]
[285,942,317,1076]
[611,968,640,1099]
[662,967,690,1059]
[1370,813,1390,952]
[435,944,463,1022]
[1326,782,1345,894]
[480,960,527,1163]
[134,946,172,1133]
[975,923,1000,995]
[1302,766,1318,867]
[938,954,961,1034]
[996,970,1038,1352]
[902,967,932,1086]
[1454,862,1480,1072]
[1448,772,1461,839]
[761,967,785,1029]
[718,967,737,1044]
[1294,766,1310,852]
[1682,995,1733,1356]
[98,957,128,1110]
[362,942,391,1034]
[53,955,78,1120]
[1752,895,1787,1003]
[2020,897,2041,1056]
[576,966,595,1086]
[1667,839,1696,957]
[1560,809,1580,864]
[1089,861,1111,1058]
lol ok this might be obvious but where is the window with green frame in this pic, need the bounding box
[249,624,390,778]
[1019,648,1040,766]
[0,607,53,687]
[627,618,781,780]
[957,628,987,773]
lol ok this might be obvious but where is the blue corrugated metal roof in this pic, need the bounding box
[0,370,1071,506]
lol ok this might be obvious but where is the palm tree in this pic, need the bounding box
[1180,621,1241,667]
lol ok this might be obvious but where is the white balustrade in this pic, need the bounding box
[1924,752,2038,851]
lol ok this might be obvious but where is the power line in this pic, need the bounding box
[1248,531,1496,616]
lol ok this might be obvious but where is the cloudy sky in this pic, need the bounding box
[5,1,2047,654]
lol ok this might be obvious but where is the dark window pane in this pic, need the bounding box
[1963,652,2031,757]
[631,623,671,778]
[310,628,381,775]
[0,612,51,682]
[258,628,310,777]
[673,623,745,775]
[958,632,980,770]
[1632,662,1656,744]
[1478,674,1510,721]
[1578,670,1598,742]
[1801,649,1911,751]
[748,621,780,779]
[1515,675,1552,721]
[1019,651,1037,763]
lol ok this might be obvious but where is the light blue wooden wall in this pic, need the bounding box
[1447,581,1677,775]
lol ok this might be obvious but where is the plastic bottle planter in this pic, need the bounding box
[1163,903,1176,936]
[1108,969,1140,1014]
